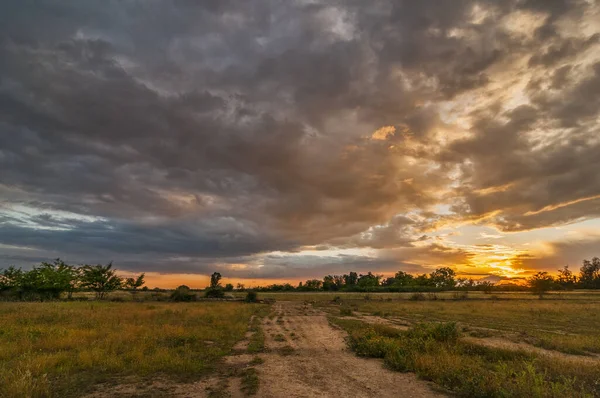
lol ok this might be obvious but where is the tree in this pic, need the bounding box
[224,283,234,292]
[343,272,358,286]
[579,258,600,289]
[210,272,222,289]
[556,266,576,290]
[333,275,345,289]
[429,267,456,289]
[414,274,431,287]
[0,266,23,298]
[357,272,380,288]
[236,283,246,291]
[393,271,415,286]
[478,281,495,294]
[19,259,79,300]
[304,279,322,291]
[528,272,555,298]
[456,278,475,290]
[323,275,336,291]
[80,263,122,299]
[124,273,145,293]
[205,272,224,298]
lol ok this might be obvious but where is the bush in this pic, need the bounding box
[170,285,196,302]
[409,292,425,301]
[407,322,460,343]
[245,291,258,303]
[340,307,353,316]
[204,288,225,298]
[384,345,413,372]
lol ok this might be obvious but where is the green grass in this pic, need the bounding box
[0,301,266,398]
[345,297,600,354]
[247,312,267,354]
[240,367,259,395]
[330,317,600,397]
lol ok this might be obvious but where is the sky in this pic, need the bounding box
[1,0,600,288]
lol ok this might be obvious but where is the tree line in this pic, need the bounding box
[249,258,600,293]
[2,257,600,300]
[0,259,145,301]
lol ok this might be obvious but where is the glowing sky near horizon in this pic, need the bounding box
[1,0,600,288]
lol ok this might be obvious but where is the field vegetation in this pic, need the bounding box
[0,301,265,398]
[330,318,600,397]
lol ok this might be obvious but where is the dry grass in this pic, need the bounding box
[0,301,265,397]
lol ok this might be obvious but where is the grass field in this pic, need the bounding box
[244,291,600,354]
[2,291,600,397]
[0,301,266,398]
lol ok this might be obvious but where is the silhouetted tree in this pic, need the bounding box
[124,273,145,293]
[528,272,555,298]
[210,272,222,289]
[343,272,358,286]
[393,271,415,286]
[556,266,576,290]
[579,258,600,289]
[429,267,456,289]
[357,272,380,288]
[323,275,337,291]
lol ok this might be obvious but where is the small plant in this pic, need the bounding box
[279,345,295,356]
[340,307,353,316]
[250,356,264,365]
[409,292,425,301]
[427,292,438,301]
[240,368,259,395]
[452,291,468,300]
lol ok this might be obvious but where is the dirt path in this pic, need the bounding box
[255,301,444,398]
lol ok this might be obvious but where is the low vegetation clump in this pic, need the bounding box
[332,318,600,397]
[0,301,265,397]
[170,285,197,301]
[245,291,258,303]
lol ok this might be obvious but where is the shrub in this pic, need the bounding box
[170,285,196,302]
[407,322,460,344]
[384,345,413,372]
[204,288,225,298]
[245,291,258,303]
[409,292,425,301]
[340,307,353,316]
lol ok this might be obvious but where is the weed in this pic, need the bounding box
[240,368,259,395]
[339,307,353,316]
[409,292,425,301]
[250,356,264,366]
[273,334,285,342]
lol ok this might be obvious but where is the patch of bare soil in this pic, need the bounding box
[256,302,445,398]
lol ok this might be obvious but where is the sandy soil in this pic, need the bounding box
[254,301,445,398]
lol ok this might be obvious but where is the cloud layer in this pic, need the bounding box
[1,0,599,283]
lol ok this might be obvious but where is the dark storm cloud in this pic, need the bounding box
[1,0,599,276]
